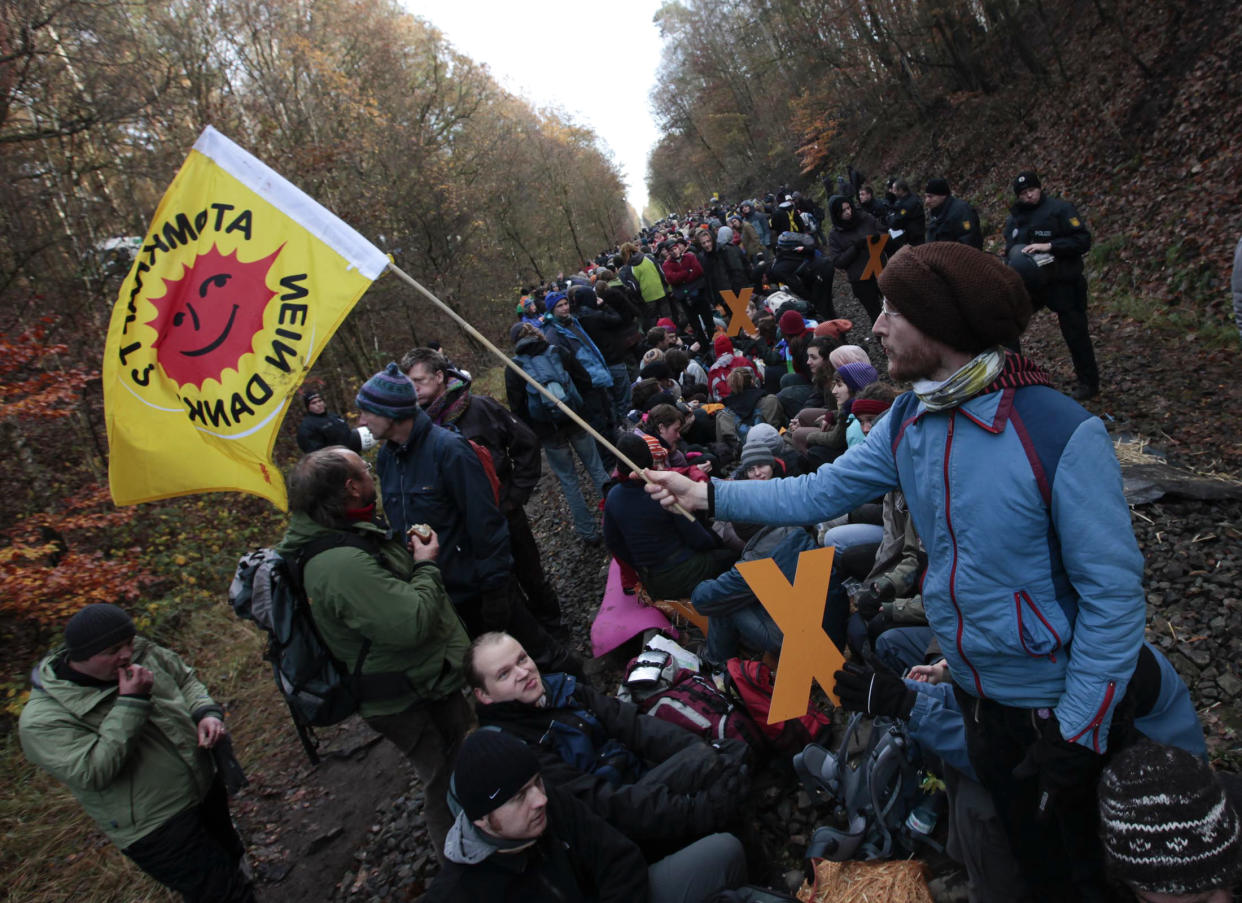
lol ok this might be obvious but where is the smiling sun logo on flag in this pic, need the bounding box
[103,126,388,509]
[147,245,282,390]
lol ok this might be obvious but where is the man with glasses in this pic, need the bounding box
[643,242,1152,900]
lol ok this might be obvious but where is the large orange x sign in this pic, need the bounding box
[860,233,889,281]
[736,546,844,722]
[719,288,756,337]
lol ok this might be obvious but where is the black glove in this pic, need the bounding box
[1012,710,1103,823]
[865,611,895,646]
[833,662,915,719]
[854,579,896,620]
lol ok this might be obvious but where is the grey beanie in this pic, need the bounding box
[745,423,784,457]
[740,440,775,471]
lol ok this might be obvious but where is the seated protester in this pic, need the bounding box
[691,526,818,666]
[803,360,880,467]
[639,402,699,472]
[786,337,842,455]
[715,366,785,459]
[638,360,683,403]
[665,347,709,399]
[627,377,678,429]
[833,645,1211,903]
[603,434,735,599]
[296,389,369,453]
[465,633,751,853]
[706,334,759,401]
[844,488,929,665]
[1099,740,1240,903]
[749,315,786,394]
[714,435,789,552]
[726,423,795,481]
[774,311,816,419]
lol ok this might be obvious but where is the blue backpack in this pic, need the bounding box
[514,347,583,424]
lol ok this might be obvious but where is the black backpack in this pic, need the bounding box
[228,533,413,764]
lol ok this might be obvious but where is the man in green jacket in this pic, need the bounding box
[277,445,473,861]
[19,603,253,902]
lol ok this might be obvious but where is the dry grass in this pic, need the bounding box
[1114,435,1242,484]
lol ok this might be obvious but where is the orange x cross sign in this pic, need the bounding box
[719,288,756,337]
[736,546,843,722]
[860,233,889,281]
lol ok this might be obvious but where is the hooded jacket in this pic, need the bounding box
[19,638,220,849]
[424,370,541,511]
[275,514,468,715]
[827,196,882,282]
[374,405,512,606]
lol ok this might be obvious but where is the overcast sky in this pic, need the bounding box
[408,0,666,213]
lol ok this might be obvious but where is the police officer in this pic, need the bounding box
[887,179,925,253]
[1003,171,1098,400]
[924,178,982,249]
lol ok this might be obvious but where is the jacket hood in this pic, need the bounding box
[31,637,163,717]
[443,808,503,865]
[275,510,388,557]
[514,333,550,356]
[827,195,853,228]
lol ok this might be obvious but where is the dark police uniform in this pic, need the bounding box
[927,195,983,249]
[888,193,925,252]
[1003,193,1098,394]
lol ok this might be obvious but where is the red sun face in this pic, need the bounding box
[147,244,282,389]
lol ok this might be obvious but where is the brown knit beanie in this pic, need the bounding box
[878,244,1031,353]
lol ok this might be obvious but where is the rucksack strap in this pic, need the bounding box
[289,531,414,704]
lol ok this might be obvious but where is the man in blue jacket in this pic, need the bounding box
[644,243,1155,898]
[356,363,579,675]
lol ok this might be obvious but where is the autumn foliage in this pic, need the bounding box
[0,324,152,629]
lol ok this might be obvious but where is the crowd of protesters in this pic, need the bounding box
[17,171,1239,902]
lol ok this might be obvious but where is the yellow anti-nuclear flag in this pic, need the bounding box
[103,126,388,509]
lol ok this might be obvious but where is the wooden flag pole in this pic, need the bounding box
[386,263,696,521]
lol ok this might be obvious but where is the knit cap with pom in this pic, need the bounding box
[356,362,421,420]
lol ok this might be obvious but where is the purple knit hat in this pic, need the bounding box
[835,361,879,394]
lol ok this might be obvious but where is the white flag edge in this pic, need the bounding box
[193,125,389,281]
